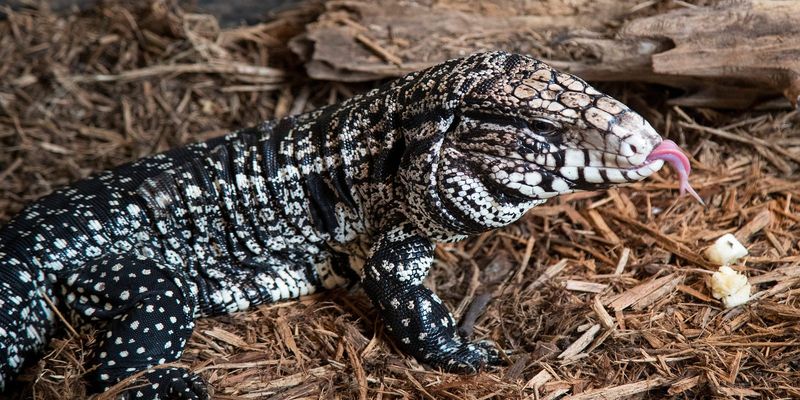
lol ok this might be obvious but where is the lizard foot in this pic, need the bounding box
[428,339,505,374]
[118,367,209,400]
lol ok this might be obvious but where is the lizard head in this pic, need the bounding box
[397,52,698,237]
[396,52,694,233]
[447,52,666,200]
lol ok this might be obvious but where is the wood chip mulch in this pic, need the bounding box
[1,2,799,399]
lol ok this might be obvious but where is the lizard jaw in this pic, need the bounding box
[474,146,666,197]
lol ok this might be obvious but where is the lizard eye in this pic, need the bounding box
[529,118,561,136]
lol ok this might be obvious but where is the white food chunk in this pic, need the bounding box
[705,233,748,266]
[709,266,752,308]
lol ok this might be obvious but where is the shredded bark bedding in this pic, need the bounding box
[1,2,798,399]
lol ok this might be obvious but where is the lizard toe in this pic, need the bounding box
[120,367,208,400]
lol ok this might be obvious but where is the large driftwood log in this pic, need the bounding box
[291,0,800,109]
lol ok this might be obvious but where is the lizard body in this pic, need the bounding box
[0,52,689,399]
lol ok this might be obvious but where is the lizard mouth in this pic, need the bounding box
[464,139,702,204]
[469,150,664,200]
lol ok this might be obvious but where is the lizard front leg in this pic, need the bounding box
[361,222,502,373]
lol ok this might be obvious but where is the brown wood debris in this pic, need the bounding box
[293,0,800,108]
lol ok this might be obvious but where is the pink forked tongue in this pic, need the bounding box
[646,140,705,205]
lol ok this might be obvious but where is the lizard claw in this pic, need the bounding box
[117,367,209,400]
[427,339,506,374]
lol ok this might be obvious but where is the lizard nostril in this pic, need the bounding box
[630,144,639,154]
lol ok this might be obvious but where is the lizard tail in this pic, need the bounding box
[0,253,55,392]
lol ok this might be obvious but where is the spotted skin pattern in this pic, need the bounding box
[0,52,666,397]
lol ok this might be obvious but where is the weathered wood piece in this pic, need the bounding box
[557,0,800,109]
[292,0,800,108]
[291,0,635,81]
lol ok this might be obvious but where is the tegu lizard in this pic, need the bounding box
[0,52,701,399]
